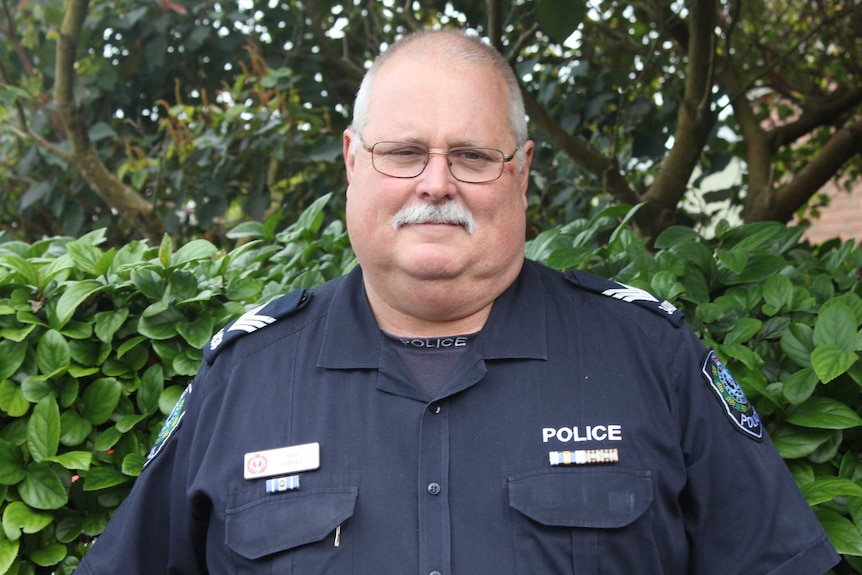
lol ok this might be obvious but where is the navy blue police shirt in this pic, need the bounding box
[77,260,840,574]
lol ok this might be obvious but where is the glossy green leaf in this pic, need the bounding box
[131,268,165,300]
[30,541,67,566]
[59,411,92,446]
[36,329,71,378]
[172,239,218,266]
[0,539,19,575]
[786,397,862,430]
[0,439,25,485]
[724,255,788,285]
[54,280,104,327]
[2,501,53,540]
[717,248,748,273]
[173,349,203,376]
[159,233,173,267]
[122,453,146,477]
[537,0,586,45]
[80,378,122,425]
[94,426,123,452]
[94,308,129,343]
[82,466,131,491]
[159,385,186,415]
[815,508,862,556]
[762,274,794,314]
[0,380,29,417]
[138,364,165,415]
[780,324,813,368]
[811,345,858,384]
[814,302,858,348]
[137,307,185,340]
[47,451,92,471]
[770,425,833,459]
[55,514,84,543]
[19,463,68,510]
[27,396,60,462]
[64,241,102,276]
[175,313,215,349]
[0,339,28,381]
[724,318,763,346]
[782,368,820,405]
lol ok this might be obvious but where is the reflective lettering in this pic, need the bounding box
[399,336,468,348]
[541,424,624,443]
[740,412,760,429]
[592,425,607,441]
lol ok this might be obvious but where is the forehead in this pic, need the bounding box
[363,52,513,144]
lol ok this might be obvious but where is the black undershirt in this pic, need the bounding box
[383,332,478,399]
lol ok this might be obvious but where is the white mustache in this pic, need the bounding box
[391,202,476,234]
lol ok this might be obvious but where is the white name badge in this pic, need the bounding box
[244,442,320,480]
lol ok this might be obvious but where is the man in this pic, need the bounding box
[77,29,839,574]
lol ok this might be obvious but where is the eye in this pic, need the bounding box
[451,148,495,163]
[379,144,427,158]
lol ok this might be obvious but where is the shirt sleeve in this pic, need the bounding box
[674,330,840,574]
[75,380,207,574]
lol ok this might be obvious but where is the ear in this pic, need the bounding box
[343,129,357,184]
[519,140,535,208]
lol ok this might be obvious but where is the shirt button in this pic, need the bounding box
[429,571,442,575]
[429,403,442,414]
[427,482,441,495]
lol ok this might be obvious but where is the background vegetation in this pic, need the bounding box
[1,0,860,245]
[0,0,861,573]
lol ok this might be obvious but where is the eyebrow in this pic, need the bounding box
[379,137,497,149]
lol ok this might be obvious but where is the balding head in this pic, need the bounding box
[349,30,528,160]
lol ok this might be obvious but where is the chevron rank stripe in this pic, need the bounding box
[565,270,683,326]
[203,289,308,364]
[601,285,659,304]
[227,304,277,334]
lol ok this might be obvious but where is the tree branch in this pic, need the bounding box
[54,0,163,243]
[750,119,862,222]
[769,88,862,150]
[520,87,639,206]
[638,0,718,239]
[1,123,74,163]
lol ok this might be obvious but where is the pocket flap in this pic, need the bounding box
[225,488,357,560]
[508,468,652,529]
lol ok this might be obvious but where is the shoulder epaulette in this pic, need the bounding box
[565,270,684,327]
[204,289,309,364]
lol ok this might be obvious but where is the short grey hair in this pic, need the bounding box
[349,29,528,164]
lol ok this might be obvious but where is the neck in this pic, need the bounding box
[363,266,520,337]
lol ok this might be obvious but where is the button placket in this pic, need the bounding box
[418,400,451,575]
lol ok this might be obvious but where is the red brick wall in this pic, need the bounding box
[802,182,862,245]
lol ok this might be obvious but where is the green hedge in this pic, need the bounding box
[1,199,861,574]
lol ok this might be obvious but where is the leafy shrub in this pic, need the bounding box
[0,194,352,574]
[1,199,861,573]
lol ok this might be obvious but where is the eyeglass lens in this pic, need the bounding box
[370,142,508,183]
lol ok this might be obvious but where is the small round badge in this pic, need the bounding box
[246,454,268,476]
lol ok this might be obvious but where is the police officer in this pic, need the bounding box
[77,29,840,574]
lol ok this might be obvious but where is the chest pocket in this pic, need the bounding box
[507,467,659,575]
[224,485,357,574]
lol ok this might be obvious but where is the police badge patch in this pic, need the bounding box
[701,350,763,441]
[144,384,192,468]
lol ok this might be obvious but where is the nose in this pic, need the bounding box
[415,152,457,201]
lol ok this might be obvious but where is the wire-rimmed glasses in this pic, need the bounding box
[360,139,518,183]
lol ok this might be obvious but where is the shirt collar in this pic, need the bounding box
[317,260,548,369]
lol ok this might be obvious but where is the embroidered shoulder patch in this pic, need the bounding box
[701,350,762,441]
[565,270,683,326]
[204,289,308,364]
[144,384,192,469]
